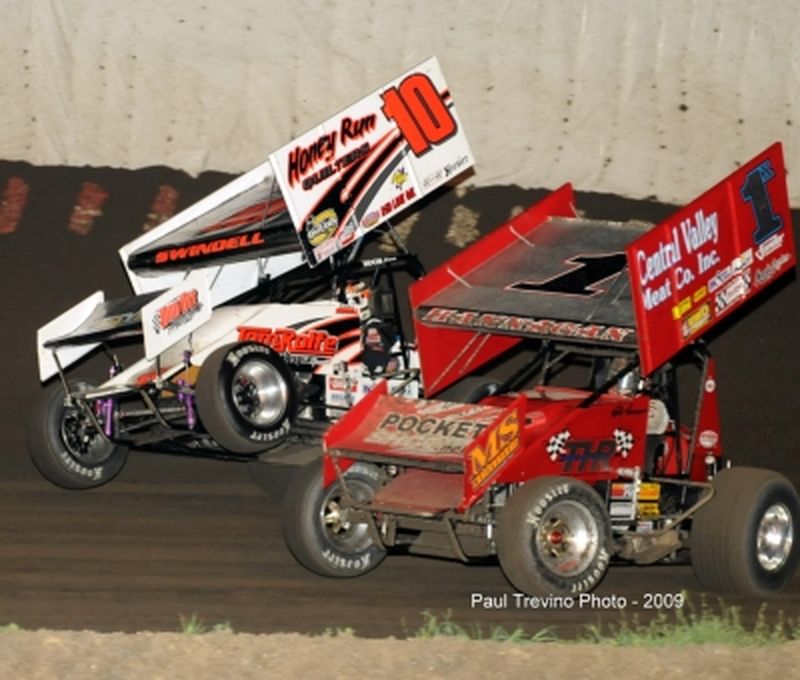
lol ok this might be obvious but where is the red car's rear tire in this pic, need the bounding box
[691,467,800,595]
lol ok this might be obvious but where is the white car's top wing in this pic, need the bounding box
[119,56,474,303]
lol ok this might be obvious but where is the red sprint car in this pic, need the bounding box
[282,143,799,597]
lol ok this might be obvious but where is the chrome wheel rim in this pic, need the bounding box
[319,479,374,554]
[756,503,793,572]
[231,361,288,427]
[535,500,600,577]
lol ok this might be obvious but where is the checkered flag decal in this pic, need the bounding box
[614,429,634,457]
[547,430,571,461]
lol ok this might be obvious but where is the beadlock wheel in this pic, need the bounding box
[497,476,611,596]
[756,503,794,572]
[281,460,386,578]
[535,499,602,578]
[231,360,290,429]
[28,379,128,489]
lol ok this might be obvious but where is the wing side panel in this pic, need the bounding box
[626,142,795,375]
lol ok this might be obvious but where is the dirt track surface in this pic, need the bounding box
[3,632,800,680]
[2,163,800,675]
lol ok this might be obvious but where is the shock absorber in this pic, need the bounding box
[98,362,121,438]
[178,350,197,429]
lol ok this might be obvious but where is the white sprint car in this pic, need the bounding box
[29,57,474,488]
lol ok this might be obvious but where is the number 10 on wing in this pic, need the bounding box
[381,72,458,156]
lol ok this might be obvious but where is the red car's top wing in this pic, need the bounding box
[411,143,795,391]
[410,184,647,395]
[627,142,795,375]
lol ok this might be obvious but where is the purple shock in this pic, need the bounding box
[99,364,119,438]
[178,379,197,430]
[180,352,196,429]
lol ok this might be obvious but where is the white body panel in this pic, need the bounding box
[99,300,347,390]
[36,291,105,382]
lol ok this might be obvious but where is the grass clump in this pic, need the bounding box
[178,614,233,635]
[411,598,798,647]
[413,610,556,643]
[580,600,791,647]
[321,626,356,637]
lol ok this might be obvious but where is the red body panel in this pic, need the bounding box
[488,388,650,486]
[688,357,722,480]
[323,383,652,505]
[321,143,794,514]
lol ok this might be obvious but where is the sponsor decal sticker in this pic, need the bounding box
[611,482,634,500]
[391,167,408,189]
[306,209,339,247]
[633,208,720,312]
[154,230,266,265]
[681,302,711,339]
[421,307,636,344]
[468,410,520,488]
[546,430,633,472]
[609,502,635,518]
[714,272,751,314]
[672,295,692,320]
[238,326,339,357]
[422,168,444,190]
[141,272,212,359]
[755,253,792,287]
[154,289,202,334]
[638,502,660,519]
[377,412,488,440]
[639,482,661,501]
[698,429,719,449]
[361,210,380,229]
[444,155,471,178]
[755,232,785,261]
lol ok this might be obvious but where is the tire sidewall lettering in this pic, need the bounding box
[524,482,571,530]
[320,548,373,572]
[31,379,126,489]
[568,547,610,594]
[310,466,382,576]
[56,446,104,481]
[224,343,266,370]
[522,480,609,594]
[247,418,292,443]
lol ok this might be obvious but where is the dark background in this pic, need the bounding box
[0,160,798,634]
